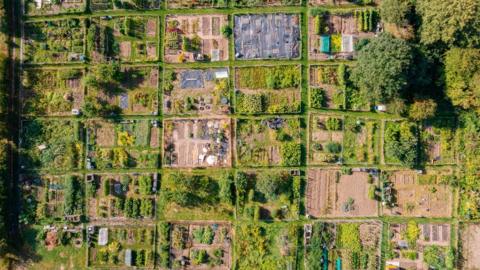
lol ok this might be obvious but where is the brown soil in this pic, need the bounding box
[45,230,58,251]
[461,224,480,270]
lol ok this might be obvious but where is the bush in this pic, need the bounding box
[311,88,326,109]
[326,117,342,131]
[326,142,342,153]
[409,99,437,120]
[281,142,302,166]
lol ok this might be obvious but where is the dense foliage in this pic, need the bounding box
[351,33,414,103]
[384,122,418,167]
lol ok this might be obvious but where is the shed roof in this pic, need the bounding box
[320,36,330,53]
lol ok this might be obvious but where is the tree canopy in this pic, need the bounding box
[445,48,480,111]
[380,0,413,26]
[417,0,480,47]
[351,33,414,103]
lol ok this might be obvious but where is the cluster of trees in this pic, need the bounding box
[384,122,418,168]
[164,172,233,208]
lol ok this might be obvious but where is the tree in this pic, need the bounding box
[256,172,286,201]
[417,0,480,47]
[351,33,414,103]
[445,48,480,111]
[409,99,437,120]
[380,0,412,26]
[384,122,418,167]
[221,25,232,38]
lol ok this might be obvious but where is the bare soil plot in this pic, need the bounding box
[88,16,158,62]
[86,173,158,221]
[234,14,300,60]
[461,223,480,270]
[308,114,344,164]
[25,0,86,16]
[170,222,232,270]
[163,118,232,168]
[23,19,85,64]
[306,169,378,217]
[21,68,84,116]
[382,170,453,217]
[387,222,451,269]
[163,68,231,115]
[308,9,378,61]
[164,15,229,63]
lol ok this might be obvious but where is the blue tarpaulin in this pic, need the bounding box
[320,35,330,53]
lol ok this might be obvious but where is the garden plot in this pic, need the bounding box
[86,65,159,115]
[385,222,453,270]
[421,117,457,165]
[308,114,344,165]
[235,65,301,115]
[87,224,156,268]
[23,19,85,64]
[88,16,158,62]
[235,0,300,7]
[24,0,86,16]
[304,221,381,270]
[163,118,232,168]
[310,64,345,109]
[308,9,378,60]
[381,170,454,217]
[168,222,232,269]
[23,224,85,269]
[306,168,378,218]
[236,117,303,167]
[164,15,229,63]
[235,222,299,270]
[167,0,226,8]
[90,0,161,11]
[309,0,379,6]
[163,68,230,115]
[86,173,157,221]
[21,68,84,116]
[86,120,160,170]
[236,170,301,221]
[342,116,380,164]
[234,14,301,60]
[20,119,84,171]
[20,174,84,224]
[460,223,480,270]
[383,120,419,167]
[160,170,235,220]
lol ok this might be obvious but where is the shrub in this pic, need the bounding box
[281,142,302,166]
[326,117,342,131]
[326,142,342,153]
[311,88,326,109]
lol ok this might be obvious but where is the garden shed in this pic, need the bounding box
[98,228,108,246]
[320,36,330,53]
[125,249,132,266]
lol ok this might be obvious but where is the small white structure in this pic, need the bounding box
[37,144,47,151]
[206,155,217,165]
[125,249,132,266]
[211,49,220,61]
[375,104,387,112]
[71,109,81,115]
[341,35,354,53]
[98,228,108,246]
[214,70,229,79]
